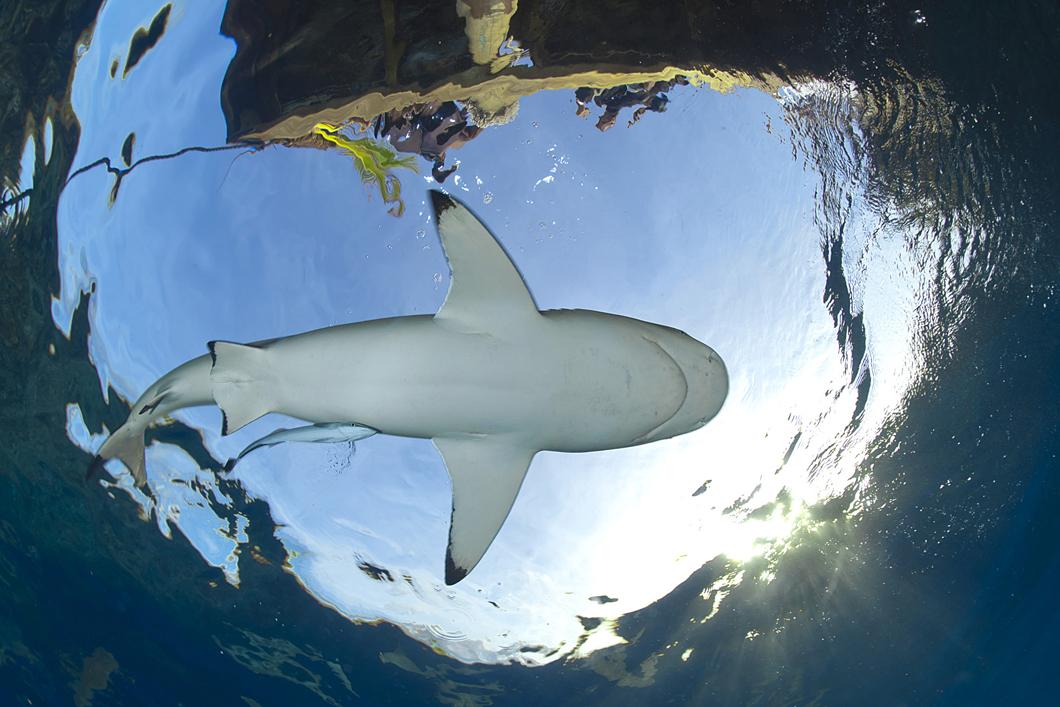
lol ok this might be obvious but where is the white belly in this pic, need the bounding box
[264,310,688,452]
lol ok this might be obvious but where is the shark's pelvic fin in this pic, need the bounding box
[429,190,541,333]
[209,340,274,435]
[433,435,536,585]
[227,422,377,469]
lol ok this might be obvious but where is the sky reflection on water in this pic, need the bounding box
[56,0,929,666]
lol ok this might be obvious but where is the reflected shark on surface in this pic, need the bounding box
[93,191,728,584]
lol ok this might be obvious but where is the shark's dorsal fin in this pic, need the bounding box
[433,435,536,584]
[429,191,540,333]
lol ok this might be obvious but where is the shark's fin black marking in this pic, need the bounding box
[433,436,536,585]
[445,551,469,586]
[209,340,273,435]
[428,190,540,334]
[209,339,228,439]
[138,391,169,416]
[429,189,456,216]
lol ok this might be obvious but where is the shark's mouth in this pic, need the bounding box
[631,334,690,444]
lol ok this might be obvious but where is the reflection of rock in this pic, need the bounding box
[219,0,783,143]
[576,78,688,131]
[380,649,503,707]
[456,0,518,66]
[220,0,471,141]
[371,102,479,183]
[71,647,119,707]
[464,97,519,127]
[234,64,754,143]
[582,642,659,688]
[589,594,618,604]
[122,4,171,78]
[0,0,101,196]
[214,629,357,707]
[357,558,395,582]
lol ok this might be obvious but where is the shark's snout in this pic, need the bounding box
[640,328,728,442]
[690,346,728,429]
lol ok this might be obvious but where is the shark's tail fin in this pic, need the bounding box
[91,421,148,487]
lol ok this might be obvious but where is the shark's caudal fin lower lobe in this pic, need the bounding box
[92,422,148,487]
[209,340,274,434]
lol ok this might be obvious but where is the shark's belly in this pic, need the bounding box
[533,310,689,451]
[269,317,527,436]
[268,312,687,450]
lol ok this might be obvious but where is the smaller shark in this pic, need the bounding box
[93,191,728,584]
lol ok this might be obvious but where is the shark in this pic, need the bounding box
[92,191,728,584]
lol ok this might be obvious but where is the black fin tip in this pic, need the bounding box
[429,189,456,218]
[445,550,468,586]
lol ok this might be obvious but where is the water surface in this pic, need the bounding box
[2,0,1058,704]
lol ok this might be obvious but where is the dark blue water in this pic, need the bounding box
[1,1,1058,705]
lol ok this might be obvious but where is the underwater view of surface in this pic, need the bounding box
[1,0,1058,704]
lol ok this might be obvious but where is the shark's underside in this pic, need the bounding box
[93,191,728,584]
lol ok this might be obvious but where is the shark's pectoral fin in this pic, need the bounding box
[433,435,536,585]
[429,191,541,333]
[209,340,274,435]
[229,422,377,467]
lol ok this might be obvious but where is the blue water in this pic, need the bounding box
[1,0,1058,705]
